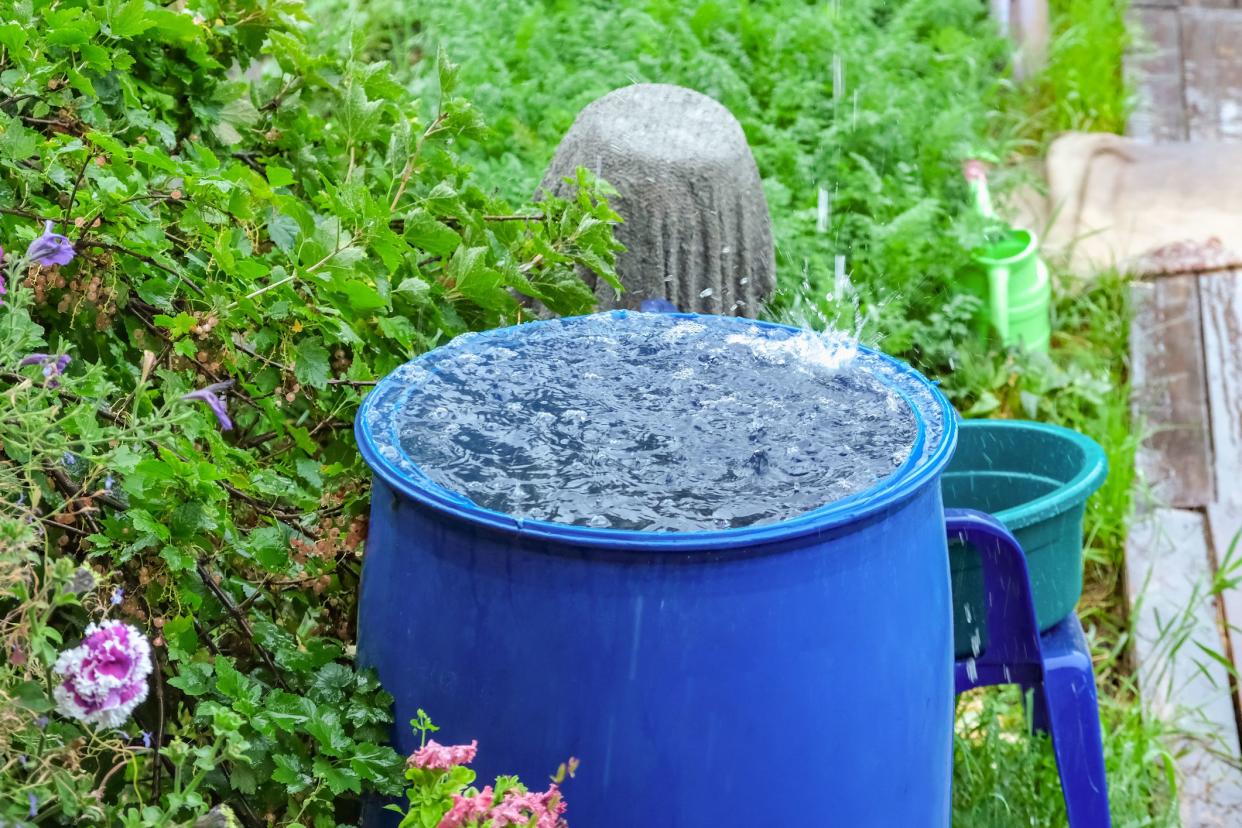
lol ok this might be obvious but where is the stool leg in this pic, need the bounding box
[1041,616,1111,828]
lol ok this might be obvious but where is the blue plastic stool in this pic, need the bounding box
[948,509,1111,828]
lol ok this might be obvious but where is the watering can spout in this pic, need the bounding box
[963,159,995,220]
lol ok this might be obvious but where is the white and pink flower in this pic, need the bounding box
[53,620,152,728]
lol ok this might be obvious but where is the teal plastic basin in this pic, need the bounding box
[943,419,1107,659]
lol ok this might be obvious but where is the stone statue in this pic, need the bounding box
[539,84,776,315]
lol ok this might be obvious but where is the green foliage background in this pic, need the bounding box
[1,0,618,825]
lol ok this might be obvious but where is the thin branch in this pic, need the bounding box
[65,152,91,223]
[84,238,205,296]
[196,560,289,690]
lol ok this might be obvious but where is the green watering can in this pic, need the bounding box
[962,162,1052,352]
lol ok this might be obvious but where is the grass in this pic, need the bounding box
[1026,0,1134,144]
[316,0,1178,822]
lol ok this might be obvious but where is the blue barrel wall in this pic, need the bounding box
[356,315,958,827]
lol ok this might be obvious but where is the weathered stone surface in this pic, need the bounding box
[539,84,776,315]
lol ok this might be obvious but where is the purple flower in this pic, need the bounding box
[181,380,234,431]
[52,620,153,728]
[111,586,124,606]
[19,353,71,388]
[34,715,48,730]
[141,730,152,749]
[28,792,37,819]
[27,220,75,267]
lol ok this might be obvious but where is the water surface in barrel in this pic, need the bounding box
[380,313,920,531]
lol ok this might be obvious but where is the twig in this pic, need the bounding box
[196,560,289,690]
[93,758,131,799]
[65,152,91,224]
[228,336,374,386]
[152,639,166,797]
[46,465,126,511]
[83,238,205,296]
[260,78,302,112]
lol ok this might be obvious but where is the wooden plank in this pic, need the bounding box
[1200,270,1242,506]
[1127,508,1242,826]
[1181,0,1238,9]
[1182,9,1242,141]
[1127,7,1186,141]
[1177,0,1237,9]
[1130,278,1215,507]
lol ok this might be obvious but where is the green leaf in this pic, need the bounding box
[313,758,362,795]
[109,0,154,37]
[15,680,54,712]
[404,211,461,257]
[163,615,199,662]
[168,662,215,696]
[272,753,313,793]
[0,22,27,53]
[306,706,351,756]
[293,338,331,389]
[348,743,401,782]
[257,690,310,735]
[266,165,295,188]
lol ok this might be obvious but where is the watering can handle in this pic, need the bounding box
[987,265,1010,342]
[944,508,1041,686]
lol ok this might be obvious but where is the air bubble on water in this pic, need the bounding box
[588,515,609,528]
[964,604,972,624]
[699,288,714,298]
[970,630,982,658]
[966,658,978,684]
[663,320,706,343]
[740,277,750,285]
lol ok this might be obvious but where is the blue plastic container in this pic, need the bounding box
[356,313,960,827]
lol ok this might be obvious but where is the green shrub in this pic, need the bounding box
[0,0,618,824]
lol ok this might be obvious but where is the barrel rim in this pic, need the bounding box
[355,312,959,551]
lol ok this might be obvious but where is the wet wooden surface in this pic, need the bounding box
[1126,508,1242,826]
[1128,7,1186,141]
[1130,277,1215,507]
[1126,10,1242,816]
[1182,9,1242,140]
[1200,271,1242,506]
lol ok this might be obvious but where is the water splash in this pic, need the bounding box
[372,313,920,532]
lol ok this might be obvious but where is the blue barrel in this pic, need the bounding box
[356,313,958,827]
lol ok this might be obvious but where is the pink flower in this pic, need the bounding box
[53,620,152,727]
[962,159,988,182]
[408,739,478,771]
[436,786,494,828]
[489,785,568,828]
